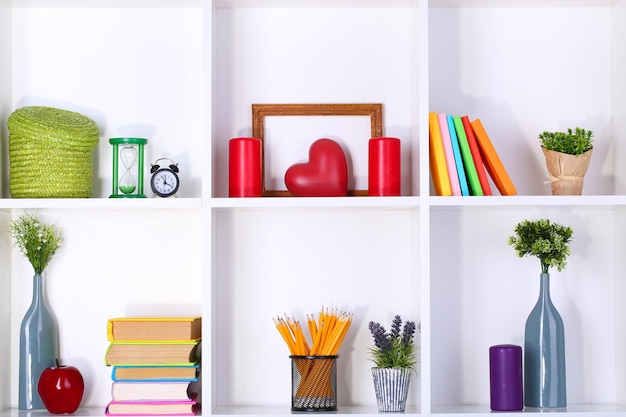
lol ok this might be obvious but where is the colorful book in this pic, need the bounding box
[461,115,492,196]
[107,317,202,342]
[428,112,452,196]
[470,118,517,196]
[112,365,199,382]
[105,341,200,366]
[111,381,199,402]
[438,113,461,196]
[105,400,198,416]
[452,115,483,196]
[446,114,470,196]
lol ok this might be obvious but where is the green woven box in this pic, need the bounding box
[8,106,100,198]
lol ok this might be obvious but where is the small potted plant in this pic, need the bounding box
[538,127,593,195]
[508,218,573,409]
[368,315,418,412]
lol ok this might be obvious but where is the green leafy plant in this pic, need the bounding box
[10,212,62,275]
[539,127,593,155]
[368,315,417,369]
[508,218,573,274]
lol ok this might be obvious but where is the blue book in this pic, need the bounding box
[111,364,199,382]
[446,115,470,196]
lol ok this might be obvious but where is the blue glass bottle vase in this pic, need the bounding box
[524,272,566,409]
[19,273,58,410]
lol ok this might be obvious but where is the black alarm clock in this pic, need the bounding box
[150,158,180,198]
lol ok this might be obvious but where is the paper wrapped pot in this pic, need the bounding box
[542,147,593,196]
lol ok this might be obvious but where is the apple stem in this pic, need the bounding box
[55,358,60,367]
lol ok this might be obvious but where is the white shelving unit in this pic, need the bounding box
[1,1,625,417]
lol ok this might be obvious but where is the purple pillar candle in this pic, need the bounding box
[489,344,523,411]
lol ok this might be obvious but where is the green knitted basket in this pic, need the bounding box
[8,106,100,198]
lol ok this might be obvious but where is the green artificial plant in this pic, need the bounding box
[508,218,573,274]
[538,127,593,156]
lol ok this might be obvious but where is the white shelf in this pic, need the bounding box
[213,0,414,8]
[429,0,616,7]
[210,196,422,209]
[429,195,626,208]
[10,0,202,8]
[212,405,413,415]
[1,0,626,416]
[431,404,626,415]
[0,407,106,417]
[0,198,202,210]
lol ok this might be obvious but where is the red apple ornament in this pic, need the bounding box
[284,138,348,196]
[38,359,84,414]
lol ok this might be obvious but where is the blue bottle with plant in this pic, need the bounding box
[509,218,573,409]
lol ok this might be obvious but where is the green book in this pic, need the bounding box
[452,115,483,196]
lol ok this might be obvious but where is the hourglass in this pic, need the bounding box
[109,137,148,198]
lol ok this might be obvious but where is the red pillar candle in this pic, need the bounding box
[229,137,262,197]
[489,344,523,411]
[368,137,401,196]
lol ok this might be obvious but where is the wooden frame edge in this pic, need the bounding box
[251,103,383,197]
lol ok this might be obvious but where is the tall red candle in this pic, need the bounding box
[229,137,262,197]
[368,137,401,196]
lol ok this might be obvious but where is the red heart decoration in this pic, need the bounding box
[284,138,348,197]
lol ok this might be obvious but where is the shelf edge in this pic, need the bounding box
[0,198,202,210]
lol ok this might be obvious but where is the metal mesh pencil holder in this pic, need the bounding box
[8,106,100,198]
[290,355,338,411]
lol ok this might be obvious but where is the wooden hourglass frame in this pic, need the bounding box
[109,137,148,198]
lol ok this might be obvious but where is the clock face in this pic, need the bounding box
[151,169,179,197]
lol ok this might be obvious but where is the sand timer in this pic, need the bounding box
[109,137,148,198]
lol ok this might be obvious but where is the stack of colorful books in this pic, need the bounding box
[429,112,517,197]
[104,317,202,416]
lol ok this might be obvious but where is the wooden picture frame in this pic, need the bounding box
[251,103,383,197]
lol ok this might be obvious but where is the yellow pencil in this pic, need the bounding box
[275,307,352,357]
[310,319,325,355]
[274,317,296,354]
[321,313,346,355]
[307,314,317,342]
[328,313,352,355]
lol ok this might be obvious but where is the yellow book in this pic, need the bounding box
[429,112,452,196]
[107,317,202,342]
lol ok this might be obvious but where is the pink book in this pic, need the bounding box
[438,113,461,195]
[105,400,198,416]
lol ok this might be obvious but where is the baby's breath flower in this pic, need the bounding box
[10,212,62,275]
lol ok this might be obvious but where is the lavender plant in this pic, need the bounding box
[368,315,417,369]
[10,212,62,275]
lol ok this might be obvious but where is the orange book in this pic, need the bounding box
[470,119,517,196]
[105,341,200,366]
[107,317,201,342]
[428,112,452,196]
[461,115,492,196]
